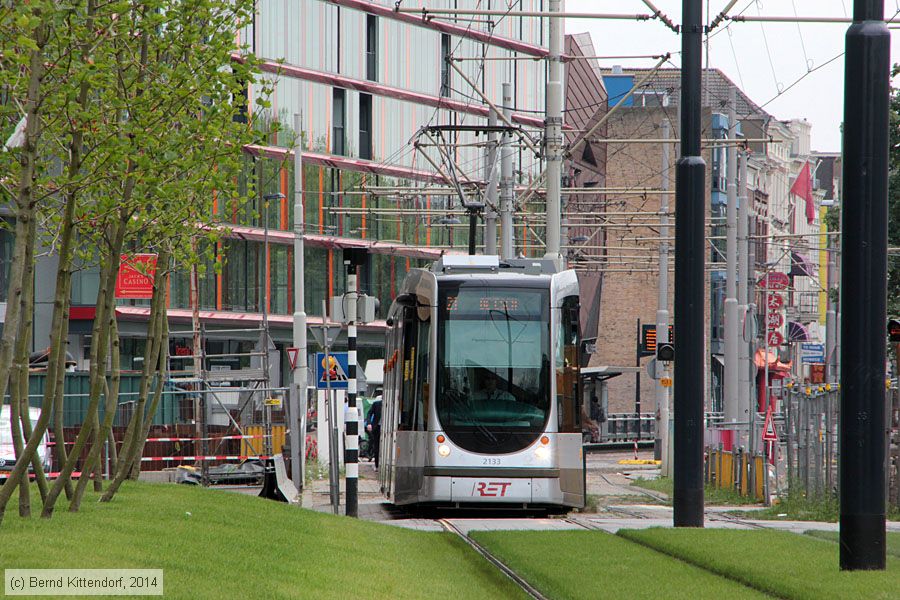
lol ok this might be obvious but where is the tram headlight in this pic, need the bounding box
[438,444,451,457]
[534,445,550,460]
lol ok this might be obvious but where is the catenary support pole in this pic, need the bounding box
[543,0,564,268]
[673,0,706,528]
[484,109,499,255]
[737,148,751,448]
[344,252,359,518]
[657,118,671,474]
[723,87,739,444]
[292,113,308,490]
[839,0,889,571]
[500,83,515,260]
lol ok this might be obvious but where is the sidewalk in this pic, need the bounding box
[298,450,900,534]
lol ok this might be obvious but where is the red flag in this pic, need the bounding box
[790,161,815,225]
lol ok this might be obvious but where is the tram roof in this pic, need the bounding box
[431,255,560,276]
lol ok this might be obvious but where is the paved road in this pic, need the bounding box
[206,450,900,534]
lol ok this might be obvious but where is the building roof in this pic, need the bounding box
[601,67,771,121]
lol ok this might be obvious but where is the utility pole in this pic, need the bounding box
[292,113,308,490]
[825,234,837,385]
[657,119,671,475]
[723,87,739,446]
[484,109,499,255]
[673,0,706,528]
[543,0,564,269]
[737,148,751,448]
[839,0,889,571]
[344,250,362,518]
[190,238,206,485]
[500,82,515,260]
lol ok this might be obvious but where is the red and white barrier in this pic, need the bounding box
[140,455,271,462]
[47,433,269,446]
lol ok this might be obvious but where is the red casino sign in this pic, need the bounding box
[115,254,157,299]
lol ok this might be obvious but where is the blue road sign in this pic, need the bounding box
[801,343,825,364]
[315,352,349,390]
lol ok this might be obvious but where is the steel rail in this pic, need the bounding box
[438,519,550,600]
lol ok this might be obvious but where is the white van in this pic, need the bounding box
[0,406,52,476]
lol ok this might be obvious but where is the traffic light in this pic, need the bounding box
[657,343,675,362]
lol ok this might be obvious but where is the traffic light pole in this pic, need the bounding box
[839,0,889,571]
[673,0,706,528]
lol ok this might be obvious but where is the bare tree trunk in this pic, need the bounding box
[42,221,124,518]
[71,316,120,512]
[61,219,125,516]
[101,254,168,501]
[107,428,118,477]
[12,211,40,516]
[0,31,49,522]
[112,264,164,479]
[130,310,169,481]
[52,290,74,502]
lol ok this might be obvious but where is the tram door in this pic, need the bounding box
[380,309,404,496]
[556,296,581,433]
[394,303,430,503]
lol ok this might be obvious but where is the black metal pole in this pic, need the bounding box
[673,0,706,528]
[635,318,641,435]
[468,210,477,255]
[839,0,889,571]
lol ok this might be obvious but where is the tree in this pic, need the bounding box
[0,0,269,521]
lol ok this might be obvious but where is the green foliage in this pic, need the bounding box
[473,530,767,599]
[619,528,900,600]
[1,482,524,599]
[1,0,276,272]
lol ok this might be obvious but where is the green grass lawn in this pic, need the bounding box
[471,530,768,600]
[620,528,900,600]
[630,476,762,506]
[0,483,524,599]
[805,530,900,558]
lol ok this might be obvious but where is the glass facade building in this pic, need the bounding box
[62,0,556,377]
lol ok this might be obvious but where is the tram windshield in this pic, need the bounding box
[436,284,550,453]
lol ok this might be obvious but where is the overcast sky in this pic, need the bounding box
[566,0,900,151]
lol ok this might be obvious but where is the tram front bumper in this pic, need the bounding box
[420,470,580,506]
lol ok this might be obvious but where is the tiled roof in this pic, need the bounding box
[601,67,771,120]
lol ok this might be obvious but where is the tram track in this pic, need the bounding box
[438,518,554,600]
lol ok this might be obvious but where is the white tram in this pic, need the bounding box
[379,255,584,509]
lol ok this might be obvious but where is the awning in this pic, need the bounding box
[787,321,810,342]
[790,251,815,277]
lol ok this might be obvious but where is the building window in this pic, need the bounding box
[634,90,669,107]
[359,93,372,160]
[366,15,377,81]
[440,34,451,97]
[0,219,13,303]
[332,88,346,155]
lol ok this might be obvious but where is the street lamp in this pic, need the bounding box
[262,192,284,456]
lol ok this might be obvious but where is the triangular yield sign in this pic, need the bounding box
[762,405,777,442]
[287,347,299,370]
